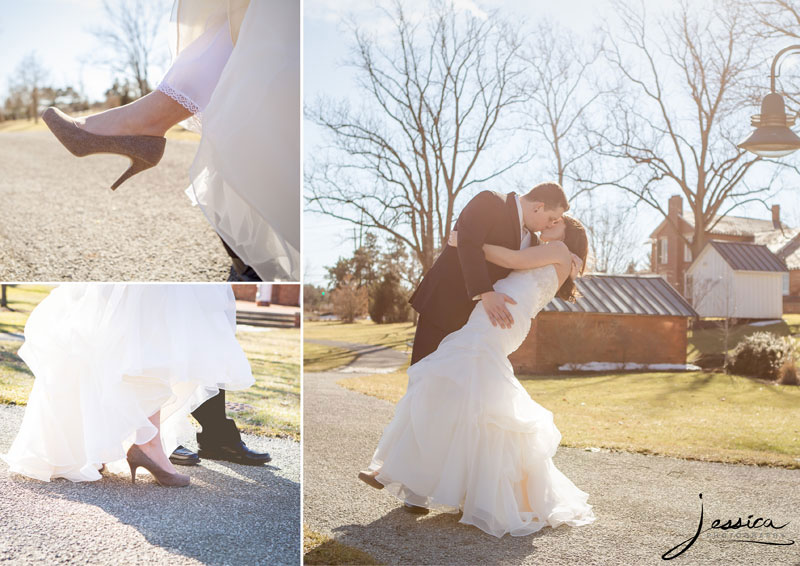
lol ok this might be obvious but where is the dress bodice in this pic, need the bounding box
[437,265,560,358]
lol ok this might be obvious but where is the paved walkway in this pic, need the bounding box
[304,339,408,373]
[0,131,229,281]
[0,405,300,565]
[304,343,800,566]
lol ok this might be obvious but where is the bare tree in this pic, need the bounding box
[91,0,168,98]
[752,0,800,108]
[306,1,530,272]
[12,52,49,123]
[575,201,642,273]
[753,0,800,39]
[522,19,608,199]
[585,0,785,258]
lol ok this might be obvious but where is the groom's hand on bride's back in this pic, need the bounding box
[480,291,516,328]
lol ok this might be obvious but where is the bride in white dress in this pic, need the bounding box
[1,284,254,486]
[359,216,596,538]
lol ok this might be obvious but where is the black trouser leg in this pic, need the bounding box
[410,315,451,366]
[192,390,241,447]
[218,235,262,282]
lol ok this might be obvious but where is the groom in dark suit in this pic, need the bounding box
[409,182,569,365]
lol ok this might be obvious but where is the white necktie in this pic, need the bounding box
[520,230,532,250]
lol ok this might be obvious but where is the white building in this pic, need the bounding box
[686,241,788,319]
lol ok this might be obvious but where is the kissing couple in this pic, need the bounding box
[359,182,597,538]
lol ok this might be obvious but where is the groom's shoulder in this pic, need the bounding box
[468,190,510,207]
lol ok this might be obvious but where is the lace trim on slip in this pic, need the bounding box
[157,83,200,115]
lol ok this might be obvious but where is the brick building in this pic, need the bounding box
[231,284,300,306]
[509,274,697,374]
[754,228,800,313]
[649,195,784,294]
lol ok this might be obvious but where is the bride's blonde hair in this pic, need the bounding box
[555,215,589,302]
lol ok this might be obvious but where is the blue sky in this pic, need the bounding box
[2,1,800,285]
[303,0,800,286]
[304,0,611,284]
[0,0,170,102]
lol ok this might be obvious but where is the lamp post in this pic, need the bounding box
[739,44,800,157]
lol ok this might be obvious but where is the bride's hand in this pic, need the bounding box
[570,254,583,279]
[448,230,458,247]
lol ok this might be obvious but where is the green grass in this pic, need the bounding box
[304,526,381,565]
[0,341,33,405]
[339,370,800,469]
[304,342,357,372]
[688,314,800,361]
[0,285,53,335]
[0,285,299,439]
[231,329,300,440]
[304,320,416,353]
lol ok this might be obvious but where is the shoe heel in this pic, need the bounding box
[111,157,154,191]
[129,462,138,484]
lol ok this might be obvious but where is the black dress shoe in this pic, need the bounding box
[404,502,430,515]
[198,441,271,466]
[169,445,200,466]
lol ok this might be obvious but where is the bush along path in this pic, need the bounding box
[303,341,800,566]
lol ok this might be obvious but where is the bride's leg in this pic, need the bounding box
[135,410,179,474]
[81,91,193,137]
[79,19,233,138]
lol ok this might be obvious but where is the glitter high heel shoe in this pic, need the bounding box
[127,444,190,487]
[42,107,166,190]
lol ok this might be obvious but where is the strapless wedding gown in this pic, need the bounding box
[368,265,596,538]
[1,284,254,482]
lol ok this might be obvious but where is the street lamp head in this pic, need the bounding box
[739,92,800,157]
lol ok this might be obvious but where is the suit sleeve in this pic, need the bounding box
[455,191,506,300]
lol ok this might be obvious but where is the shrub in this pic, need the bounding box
[330,277,368,323]
[725,332,793,380]
[777,359,800,386]
[369,274,410,324]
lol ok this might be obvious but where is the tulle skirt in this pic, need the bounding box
[166,0,300,281]
[368,344,596,538]
[1,284,254,482]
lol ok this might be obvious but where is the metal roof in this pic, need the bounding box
[753,228,800,270]
[708,241,788,272]
[544,274,698,317]
[683,211,783,236]
[650,212,784,240]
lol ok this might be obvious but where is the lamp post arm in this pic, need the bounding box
[770,44,800,92]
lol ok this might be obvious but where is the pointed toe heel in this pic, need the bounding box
[126,444,191,488]
[42,106,166,191]
[358,470,384,490]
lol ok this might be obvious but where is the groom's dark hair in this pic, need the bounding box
[522,182,569,211]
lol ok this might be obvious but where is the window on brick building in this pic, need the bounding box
[659,237,668,264]
[783,273,790,296]
[684,242,692,263]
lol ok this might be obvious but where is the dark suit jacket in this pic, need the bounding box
[409,190,528,334]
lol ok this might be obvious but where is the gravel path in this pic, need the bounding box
[304,348,800,566]
[0,131,229,281]
[304,339,408,373]
[0,404,300,565]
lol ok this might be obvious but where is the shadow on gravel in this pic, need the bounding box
[328,506,578,565]
[11,462,300,566]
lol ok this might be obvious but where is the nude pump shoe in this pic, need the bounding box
[127,444,191,487]
[42,107,166,190]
